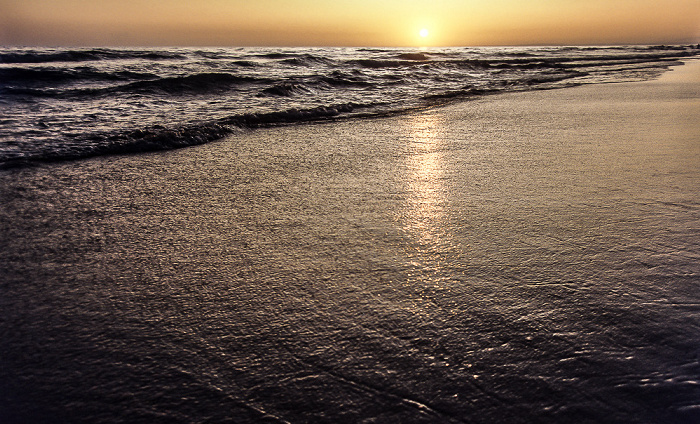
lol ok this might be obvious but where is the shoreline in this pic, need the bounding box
[1,56,697,171]
[1,58,699,423]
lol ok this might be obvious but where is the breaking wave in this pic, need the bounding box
[1,44,698,168]
[0,48,186,64]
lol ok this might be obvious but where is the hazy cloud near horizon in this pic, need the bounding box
[1,0,699,46]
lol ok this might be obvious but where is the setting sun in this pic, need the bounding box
[2,0,699,46]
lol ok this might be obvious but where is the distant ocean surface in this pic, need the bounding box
[0,45,698,167]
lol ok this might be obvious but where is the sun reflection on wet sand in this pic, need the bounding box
[402,111,450,251]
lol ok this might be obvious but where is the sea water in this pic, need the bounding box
[1,45,698,167]
[1,47,699,423]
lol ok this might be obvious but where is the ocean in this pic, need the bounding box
[1,45,698,167]
[1,46,700,423]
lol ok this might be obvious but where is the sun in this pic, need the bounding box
[419,28,429,38]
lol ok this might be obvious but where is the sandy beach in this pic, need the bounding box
[1,61,699,423]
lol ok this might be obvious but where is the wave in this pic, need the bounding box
[422,86,498,101]
[356,46,699,72]
[0,103,370,168]
[0,124,232,168]
[461,54,688,68]
[354,59,428,69]
[0,67,156,86]
[257,73,375,96]
[421,70,587,102]
[280,53,334,66]
[255,52,297,59]
[520,71,589,85]
[231,60,260,67]
[259,83,312,97]
[0,48,186,64]
[110,72,269,95]
[319,71,374,87]
[397,53,431,61]
[2,71,377,100]
[2,45,698,169]
[642,44,700,51]
[1,72,272,98]
[219,103,362,127]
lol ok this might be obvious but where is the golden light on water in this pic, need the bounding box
[403,112,448,249]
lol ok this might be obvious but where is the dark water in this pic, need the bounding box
[1,45,698,167]
[1,65,699,423]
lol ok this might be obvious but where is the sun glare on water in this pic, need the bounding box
[419,28,429,38]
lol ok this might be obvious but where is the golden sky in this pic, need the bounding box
[1,0,699,47]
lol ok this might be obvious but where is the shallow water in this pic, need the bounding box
[1,68,699,423]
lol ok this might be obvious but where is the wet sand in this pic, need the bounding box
[1,61,699,423]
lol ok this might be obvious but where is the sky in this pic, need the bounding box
[1,0,699,47]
